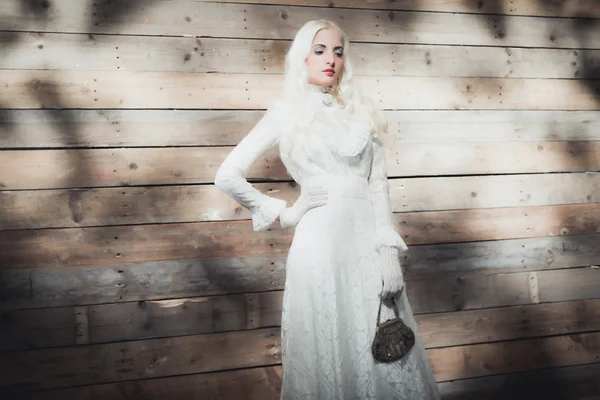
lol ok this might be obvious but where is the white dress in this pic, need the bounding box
[215,91,440,400]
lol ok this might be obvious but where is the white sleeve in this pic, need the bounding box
[368,138,409,252]
[215,107,288,231]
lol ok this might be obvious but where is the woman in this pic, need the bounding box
[215,20,440,400]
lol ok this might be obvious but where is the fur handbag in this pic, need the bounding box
[371,295,415,363]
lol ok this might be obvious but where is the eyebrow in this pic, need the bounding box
[312,44,344,50]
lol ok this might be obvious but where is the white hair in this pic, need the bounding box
[276,19,388,145]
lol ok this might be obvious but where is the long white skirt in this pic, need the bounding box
[280,175,440,400]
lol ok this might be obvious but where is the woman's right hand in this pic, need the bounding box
[279,184,328,228]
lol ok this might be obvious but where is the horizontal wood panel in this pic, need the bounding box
[0,147,285,190]
[405,233,600,280]
[0,256,288,310]
[539,266,600,303]
[395,173,600,212]
[4,282,600,352]
[5,255,598,314]
[417,298,600,348]
[21,366,283,400]
[430,331,600,381]
[439,362,600,399]
[2,325,599,390]
[2,173,598,228]
[196,0,600,18]
[17,365,283,400]
[2,186,600,246]
[2,110,599,149]
[2,142,599,190]
[1,2,598,48]
[19,362,600,400]
[0,327,281,392]
[0,213,598,275]
[3,34,599,80]
[3,70,600,110]
[1,291,283,351]
[400,203,600,246]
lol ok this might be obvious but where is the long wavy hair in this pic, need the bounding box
[276,20,388,161]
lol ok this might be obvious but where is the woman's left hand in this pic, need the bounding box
[378,246,405,299]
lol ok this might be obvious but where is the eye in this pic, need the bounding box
[314,49,324,55]
[335,51,343,58]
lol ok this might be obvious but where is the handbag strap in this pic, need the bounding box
[376,282,400,326]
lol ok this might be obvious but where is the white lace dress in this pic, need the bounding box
[215,93,440,400]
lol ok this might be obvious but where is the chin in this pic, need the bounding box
[318,78,337,87]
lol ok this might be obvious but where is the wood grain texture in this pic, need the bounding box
[20,366,283,400]
[5,258,599,315]
[3,178,600,240]
[17,362,600,400]
[1,1,598,48]
[0,214,598,275]
[3,33,599,80]
[438,363,600,400]
[429,331,600,381]
[3,70,600,110]
[539,266,600,303]
[195,0,600,18]
[0,291,284,351]
[2,327,599,390]
[0,327,281,392]
[1,141,599,190]
[0,255,288,310]
[405,233,600,280]
[4,283,600,352]
[417,298,600,348]
[2,110,599,149]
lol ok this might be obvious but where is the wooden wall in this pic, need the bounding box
[1,0,600,399]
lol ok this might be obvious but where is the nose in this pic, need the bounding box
[327,52,335,67]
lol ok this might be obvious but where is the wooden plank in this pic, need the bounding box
[7,294,600,353]
[3,179,600,244]
[21,363,600,400]
[429,331,600,381]
[4,256,600,314]
[416,298,600,348]
[8,279,600,351]
[539,266,600,303]
[400,203,600,246]
[0,307,76,350]
[0,185,297,229]
[21,366,283,400]
[0,147,287,190]
[1,291,284,351]
[3,33,599,80]
[395,172,600,212]
[0,327,281,392]
[438,363,600,400]
[2,324,600,390]
[0,207,598,274]
[2,70,600,110]
[1,2,598,48]
[408,272,532,314]
[3,110,599,149]
[87,291,282,344]
[0,256,287,310]
[405,233,600,280]
[0,109,264,148]
[196,0,600,18]
[2,142,599,190]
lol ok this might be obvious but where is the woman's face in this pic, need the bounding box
[305,27,345,87]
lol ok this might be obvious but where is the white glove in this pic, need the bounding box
[378,246,405,299]
[279,184,328,228]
